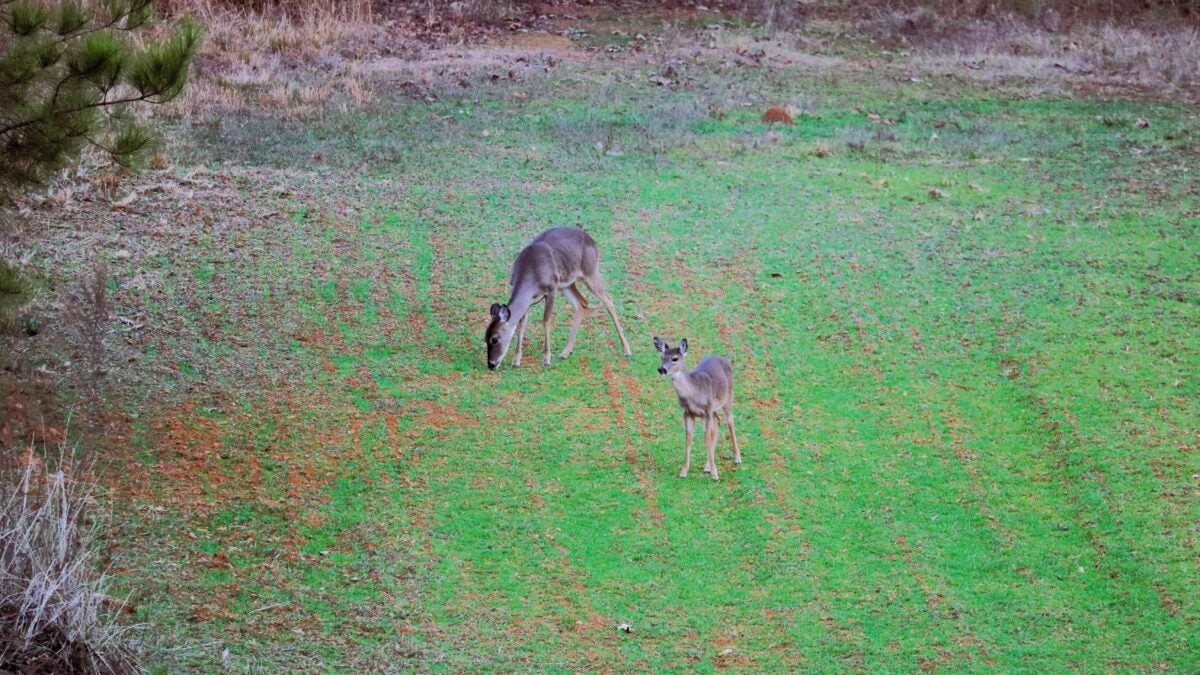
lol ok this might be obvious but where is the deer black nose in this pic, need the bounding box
[488,363,497,370]
[658,366,667,374]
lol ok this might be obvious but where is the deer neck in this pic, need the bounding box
[669,369,697,399]
[504,278,541,323]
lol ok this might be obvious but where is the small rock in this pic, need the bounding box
[616,623,632,633]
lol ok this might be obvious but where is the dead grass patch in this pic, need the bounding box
[161,0,392,117]
[0,450,137,673]
[863,7,1200,94]
[170,0,377,64]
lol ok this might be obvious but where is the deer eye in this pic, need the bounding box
[671,356,679,362]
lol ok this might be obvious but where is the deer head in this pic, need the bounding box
[486,303,517,370]
[654,336,688,376]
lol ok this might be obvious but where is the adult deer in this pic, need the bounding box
[654,337,743,481]
[486,228,632,370]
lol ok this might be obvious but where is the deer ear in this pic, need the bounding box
[679,338,688,355]
[653,336,667,353]
[498,305,511,322]
[490,303,502,318]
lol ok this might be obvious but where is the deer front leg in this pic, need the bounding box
[542,290,555,366]
[512,314,529,367]
[705,413,720,481]
[680,413,694,478]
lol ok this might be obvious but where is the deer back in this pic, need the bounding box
[511,228,599,290]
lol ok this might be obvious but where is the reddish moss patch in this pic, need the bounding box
[151,404,233,515]
[408,400,479,432]
[762,107,794,124]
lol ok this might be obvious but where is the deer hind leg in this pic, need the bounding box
[704,413,720,481]
[560,283,588,359]
[703,414,718,474]
[542,290,556,366]
[680,413,695,478]
[724,408,743,465]
[512,314,529,367]
[582,274,632,357]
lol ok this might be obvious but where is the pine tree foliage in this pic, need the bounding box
[0,0,201,209]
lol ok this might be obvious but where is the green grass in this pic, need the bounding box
[102,28,1200,672]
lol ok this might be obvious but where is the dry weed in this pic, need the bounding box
[863,6,1200,91]
[343,77,376,106]
[166,0,384,115]
[0,449,136,673]
[432,0,523,27]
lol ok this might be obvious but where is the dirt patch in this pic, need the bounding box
[147,403,236,515]
[610,218,649,284]
[818,612,864,643]
[490,32,576,54]
[601,361,666,529]
[0,383,62,447]
[407,400,480,432]
[295,327,346,351]
[622,375,652,439]
[110,378,399,557]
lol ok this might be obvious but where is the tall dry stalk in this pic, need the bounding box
[0,449,136,674]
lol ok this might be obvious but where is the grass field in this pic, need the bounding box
[15,9,1198,671]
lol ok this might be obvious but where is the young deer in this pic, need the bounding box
[486,228,632,370]
[654,337,743,481]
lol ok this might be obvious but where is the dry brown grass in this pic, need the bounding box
[159,0,385,117]
[159,0,375,65]
[0,449,136,674]
[861,5,1200,93]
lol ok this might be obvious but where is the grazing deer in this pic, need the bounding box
[654,337,743,481]
[486,228,632,370]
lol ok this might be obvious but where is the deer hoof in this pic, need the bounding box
[711,471,720,481]
[559,350,572,359]
[679,470,688,478]
[734,456,743,465]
